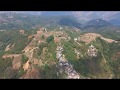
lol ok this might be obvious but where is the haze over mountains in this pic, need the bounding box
[1,11,120,36]
[1,11,120,25]
[37,11,120,26]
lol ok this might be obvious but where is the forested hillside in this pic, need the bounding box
[0,12,120,79]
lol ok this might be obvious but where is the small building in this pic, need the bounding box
[19,30,25,34]
[87,44,98,57]
[74,38,78,41]
[60,27,63,30]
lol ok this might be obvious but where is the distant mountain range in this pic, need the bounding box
[73,11,119,20]
[0,11,120,30]
[85,19,112,27]
[40,11,120,25]
[1,11,119,25]
[40,11,72,17]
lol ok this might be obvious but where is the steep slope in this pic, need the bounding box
[40,11,72,17]
[72,11,120,22]
[0,26,120,79]
[58,16,82,28]
[85,19,112,27]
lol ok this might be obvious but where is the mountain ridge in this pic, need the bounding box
[0,11,120,79]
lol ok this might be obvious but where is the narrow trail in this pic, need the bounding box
[75,40,82,46]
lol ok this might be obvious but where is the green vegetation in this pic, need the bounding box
[4,66,17,79]
[70,54,105,77]
[61,37,117,78]
[15,68,25,78]
[0,51,4,58]
[36,37,57,65]
[0,30,32,54]
[0,17,120,78]
[64,29,80,38]
[63,40,77,61]
[40,64,59,79]
[47,40,57,60]
[46,35,54,43]
[0,57,13,77]
[83,26,120,40]
[37,43,48,56]
[21,54,28,64]
[41,35,45,40]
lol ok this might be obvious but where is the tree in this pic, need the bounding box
[41,35,45,40]
[37,43,48,56]
[21,54,28,64]
[46,35,54,43]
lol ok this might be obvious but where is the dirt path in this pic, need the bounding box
[79,33,117,44]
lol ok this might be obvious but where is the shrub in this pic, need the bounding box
[41,35,45,40]
[46,35,54,43]
[37,43,48,56]
[21,54,28,64]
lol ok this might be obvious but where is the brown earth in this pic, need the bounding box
[20,67,40,79]
[19,30,25,34]
[28,35,34,39]
[23,60,30,71]
[54,37,60,43]
[2,54,22,59]
[12,54,22,70]
[79,33,117,44]
[5,44,11,51]
[5,43,15,51]
[111,52,120,61]
[2,54,22,70]
[101,37,116,43]
[33,58,39,65]
[23,28,68,59]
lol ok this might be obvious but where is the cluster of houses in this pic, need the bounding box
[87,44,98,57]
